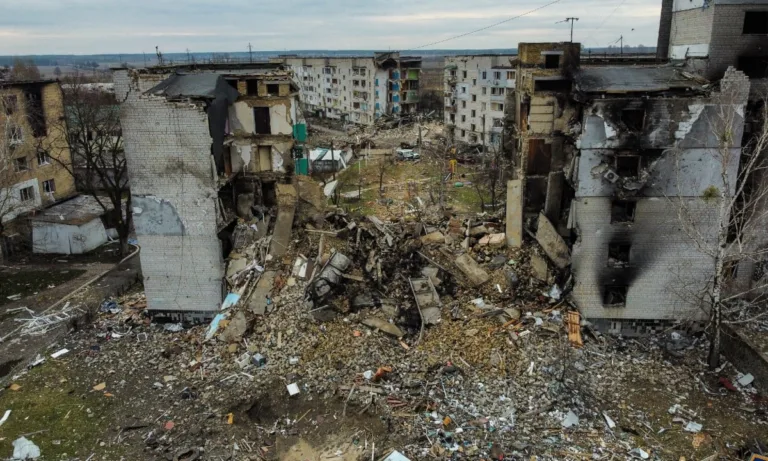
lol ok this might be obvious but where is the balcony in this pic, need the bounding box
[403,90,419,103]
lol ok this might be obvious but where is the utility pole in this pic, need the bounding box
[248,43,253,63]
[620,35,624,56]
[186,48,191,64]
[330,140,335,181]
[557,18,579,42]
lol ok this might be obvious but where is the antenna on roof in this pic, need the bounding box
[155,46,164,66]
[248,43,253,63]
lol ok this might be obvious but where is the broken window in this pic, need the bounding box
[37,150,50,166]
[724,260,739,281]
[481,102,487,110]
[253,107,271,135]
[43,179,55,193]
[526,139,552,175]
[23,86,46,137]
[471,123,476,132]
[611,200,636,223]
[621,108,645,131]
[471,109,476,117]
[491,102,504,111]
[744,11,768,34]
[461,130,466,138]
[19,186,34,202]
[615,156,640,177]
[461,115,466,122]
[482,71,487,79]
[246,80,259,96]
[472,79,476,86]
[472,94,477,102]
[608,243,631,267]
[544,54,560,69]
[266,84,280,95]
[482,87,487,95]
[603,286,628,307]
[2,95,17,115]
[462,101,466,109]
[507,71,515,79]
[14,156,29,172]
[737,56,768,78]
[227,79,238,91]
[534,79,571,92]
[462,70,467,78]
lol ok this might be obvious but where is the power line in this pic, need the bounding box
[400,0,564,52]
[583,0,627,47]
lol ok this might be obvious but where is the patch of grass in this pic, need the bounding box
[702,185,721,202]
[0,360,123,459]
[0,269,87,306]
[448,184,485,212]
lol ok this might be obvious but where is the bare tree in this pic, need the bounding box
[472,142,506,212]
[0,91,27,243]
[672,75,768,369]
[47,76,133,256]
[9,58,41,81]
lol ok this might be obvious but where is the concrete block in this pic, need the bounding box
[478,233,506,248]
[530,253,549,282]
[454,253,490,287]
[421,231,445,245]
[506,180,523,247]
[536,213,570,269]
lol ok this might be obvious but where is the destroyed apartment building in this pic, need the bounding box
[114,63,302,319]
[279,53,422,125]
[502,42,751,334]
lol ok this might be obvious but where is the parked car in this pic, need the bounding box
[395,148,421,161]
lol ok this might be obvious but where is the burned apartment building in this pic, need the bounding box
[114,63,301,319]
[279,53,421,125]
[502,41,751,333]
[444,55,516,146]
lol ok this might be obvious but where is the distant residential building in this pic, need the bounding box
[279,53,422,126]
[0,79,77,225]
[443,54,516,146]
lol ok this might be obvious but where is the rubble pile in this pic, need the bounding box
[31,210,766,460]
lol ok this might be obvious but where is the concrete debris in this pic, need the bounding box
[629,448,650,459]
[420,231,445,245]
[737,373,755,386]
[454,254,490,286]
[362,317,404,338]
[12,437,41,459]
[561,410,579,428]
[684,421,703,433]
[535,213,570,269]
[478,233,505,248]
[220,311,248,343]
[530,253,549,282]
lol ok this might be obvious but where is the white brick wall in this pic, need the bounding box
[115,70,224,314]
[572,197,715,322]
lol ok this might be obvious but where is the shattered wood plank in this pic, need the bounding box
[338,385,385,394]
[342,273,366,282]
[366,215,394,247]
[454,254,490,287]
[305,228,340,237]
[535,213,571,269]
[567,311,583,347]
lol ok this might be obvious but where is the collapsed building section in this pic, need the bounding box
[114,63,302,320]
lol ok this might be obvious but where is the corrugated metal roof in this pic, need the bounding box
[30,195,114,226]
[574,66,708,93]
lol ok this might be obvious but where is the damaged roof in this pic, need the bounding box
[30,195,114,226]
[574,66,708,93]
[147,73,239,101]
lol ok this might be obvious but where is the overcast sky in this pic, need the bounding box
[0,0,661,55]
